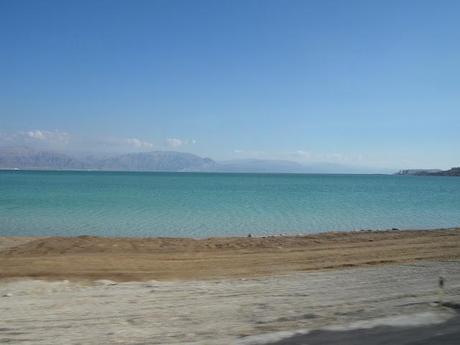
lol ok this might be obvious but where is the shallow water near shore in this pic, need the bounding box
[1,171,460,237]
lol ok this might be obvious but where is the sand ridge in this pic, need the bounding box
[1,228,459,281]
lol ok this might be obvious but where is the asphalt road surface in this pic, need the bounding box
[269,312,460,345]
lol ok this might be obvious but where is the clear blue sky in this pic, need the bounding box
[1,0,459,170]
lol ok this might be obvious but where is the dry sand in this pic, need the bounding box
[1,228,459,281]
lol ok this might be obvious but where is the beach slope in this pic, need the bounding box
[1,228,459,281]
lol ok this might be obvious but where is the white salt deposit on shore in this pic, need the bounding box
[1,261,459,345]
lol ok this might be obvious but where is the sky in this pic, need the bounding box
[0,0,459,170]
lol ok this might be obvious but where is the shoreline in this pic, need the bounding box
[1,227,459,281]
[2,225,459,240]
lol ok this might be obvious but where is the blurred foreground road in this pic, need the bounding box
[270,313,460,345]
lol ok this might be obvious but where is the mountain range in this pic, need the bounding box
[0,146,386,174]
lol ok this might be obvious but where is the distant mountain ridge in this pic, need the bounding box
[396,168,460,176]
[396,169,443,176]
[0,146,386,174]
[435,167,460,176]
[96,151,216,171]
[210,159,307,173]
[0,146,85,170]
[0,147,215,172]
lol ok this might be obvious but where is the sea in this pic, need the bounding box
[1,170,459,237]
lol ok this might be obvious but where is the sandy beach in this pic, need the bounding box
[1,261,459,344]
[1,228,459,281]
[1,228,460,344]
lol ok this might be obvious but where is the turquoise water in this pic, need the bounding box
[1,171,459,237]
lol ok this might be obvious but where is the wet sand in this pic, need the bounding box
[0,228,459,281]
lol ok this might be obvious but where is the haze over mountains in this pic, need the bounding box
[0,146,389,174]
[0,146,86,170]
